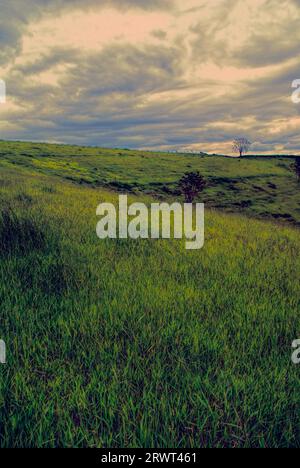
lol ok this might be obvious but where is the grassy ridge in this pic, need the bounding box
[0,143,299,447]
[0,140,299,225]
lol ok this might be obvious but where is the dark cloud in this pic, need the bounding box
[0,0,174,64]
[4,41,187,147]
[191,0,300,68]
[232,20,300,67]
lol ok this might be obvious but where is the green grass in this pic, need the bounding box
[0,142,299,448]
[0,140,299,225]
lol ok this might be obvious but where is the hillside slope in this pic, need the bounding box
[0,159,299,447]
[0,140,299,225]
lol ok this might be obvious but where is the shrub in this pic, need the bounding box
[179,171,206,203]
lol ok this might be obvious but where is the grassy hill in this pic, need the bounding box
[0,140,299,225]
[0,141,299,448]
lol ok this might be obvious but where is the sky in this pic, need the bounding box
[0,0,300,154]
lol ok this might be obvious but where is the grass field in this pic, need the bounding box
[0,140,299,226]
[0,141,299,448]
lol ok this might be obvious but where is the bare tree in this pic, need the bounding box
[233,138,251,157]
[292,156,300,182]
[179,171,206,203]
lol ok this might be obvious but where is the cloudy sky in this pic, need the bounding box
[0,0,300,154]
